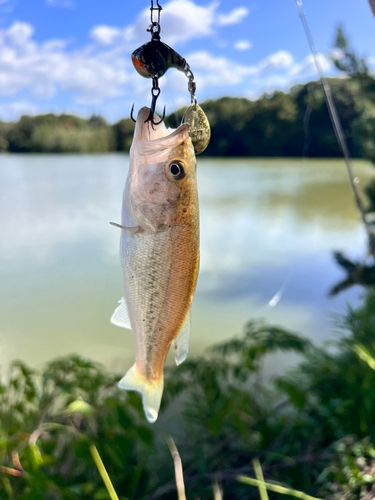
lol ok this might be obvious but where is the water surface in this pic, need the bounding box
[0,154,372,375]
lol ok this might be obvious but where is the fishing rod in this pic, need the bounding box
[294,0,375,258]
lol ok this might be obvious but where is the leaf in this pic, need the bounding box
[67,399,93,415]
[29,443,44,468]
[1,477,12,495]
[353,344,375,370]
[275,380,306,410]
[362,473,375,482]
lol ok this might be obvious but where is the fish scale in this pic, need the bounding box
[121,223,198,381]
[122,231,173,379]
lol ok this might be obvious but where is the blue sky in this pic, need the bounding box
[0,0,374,122]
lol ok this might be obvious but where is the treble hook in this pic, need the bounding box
[144,84,166,126]
[130,77,166,126]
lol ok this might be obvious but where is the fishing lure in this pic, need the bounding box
[130,0,210,153]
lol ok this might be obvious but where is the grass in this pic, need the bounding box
[238,459,324,500]
[89,438,325,500]
[89,444,120,500]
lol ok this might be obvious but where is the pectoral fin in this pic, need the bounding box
[172,309,191,366]
[109,222,139,234]
[111,297,132,330]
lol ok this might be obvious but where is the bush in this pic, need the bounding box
[3,292,375,498]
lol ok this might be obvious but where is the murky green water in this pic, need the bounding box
[0,154,373,375]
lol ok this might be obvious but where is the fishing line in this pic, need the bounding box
[301,82,312,157]
[294,0,374,256]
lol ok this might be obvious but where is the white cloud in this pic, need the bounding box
[234,40,252,51]
[217,6,249,26]
[46,0,75,7]
[124,0,219,46]
[289,53,331,77]
[177,49,295,96]
[89,1,249,49]
[180,48,336,102]
[6,22,34,45]
[0,22,130,103]
[186,50,295,90]
[258,51,294,72]
[186,51,249,87]
[90,26,121,46]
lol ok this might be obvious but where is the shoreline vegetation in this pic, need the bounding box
[2,290,375,499]
[0,75,372,161]
[1,27,375,163]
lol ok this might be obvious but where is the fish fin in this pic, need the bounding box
[110,298,132,330]
[172,309,191,366]
[109,222,139,234]
[118,364,163,423]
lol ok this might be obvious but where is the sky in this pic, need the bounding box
[0,0,374,122]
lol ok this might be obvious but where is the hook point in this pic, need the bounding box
[148,105,166,126]
[130,104,136,123]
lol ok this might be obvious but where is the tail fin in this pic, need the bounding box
[118,364,163,423]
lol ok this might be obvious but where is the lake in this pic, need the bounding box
[0,154,373,377]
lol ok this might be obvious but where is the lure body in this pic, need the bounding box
[131,40,187,79]
[111,107,199,423]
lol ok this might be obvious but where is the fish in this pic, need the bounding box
[110,107,199,423]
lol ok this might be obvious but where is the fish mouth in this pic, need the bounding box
[133,106,191,159]
[134,107,170,142]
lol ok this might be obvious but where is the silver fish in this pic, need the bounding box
[111,107,199,423]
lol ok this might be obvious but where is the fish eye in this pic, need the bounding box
[166,161,185,181]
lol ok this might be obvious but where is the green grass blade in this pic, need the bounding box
[89,444,119,500]
[238,475,323,500]
[252,459,269,500]
[353,344,375,370]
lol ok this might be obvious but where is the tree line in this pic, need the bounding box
[0,78,360,157]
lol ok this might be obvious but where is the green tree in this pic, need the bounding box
[112,118,135,152]
[331,24,370,78]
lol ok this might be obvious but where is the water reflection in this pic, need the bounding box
[0,155,373,373]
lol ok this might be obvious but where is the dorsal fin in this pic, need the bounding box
[110,297,132,330]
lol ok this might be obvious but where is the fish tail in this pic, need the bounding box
[118,364,163,423]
